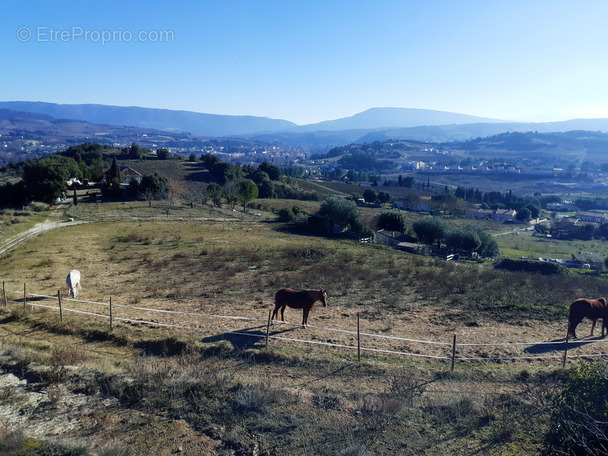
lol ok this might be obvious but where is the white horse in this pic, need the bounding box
[66,270,81,298]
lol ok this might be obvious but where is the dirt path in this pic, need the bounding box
[0,206,89,256]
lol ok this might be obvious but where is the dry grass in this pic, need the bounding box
[1,214,604,454]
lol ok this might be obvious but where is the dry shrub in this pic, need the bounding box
[0,427,26,453]
[386,373,427,408]
[37,257,54,268]
[44,345,87,384]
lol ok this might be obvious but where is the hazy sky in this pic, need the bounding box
[2,0,608,125]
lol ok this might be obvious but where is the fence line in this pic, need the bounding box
[4,284,607,366]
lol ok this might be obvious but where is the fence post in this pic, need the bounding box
[451,334,457,371]
[562,332,569,369]
[109,297,113,331]
[357,312,361,363]
[57,290,63,322]
[265,310,271,347]
[23,283,26,311]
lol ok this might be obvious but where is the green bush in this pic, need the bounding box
[544,362,608,455]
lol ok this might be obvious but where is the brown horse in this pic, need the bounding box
[272,288,327,328]
[567,297,608,339]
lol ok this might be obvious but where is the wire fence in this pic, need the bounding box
[3,281,608,369]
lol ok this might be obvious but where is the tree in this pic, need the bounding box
[413,216,446,247]
[107,157,121,182]
[207,183,223,207]
[138,172,170,206]
[237,179,259,211]
[363,189,377,203]
[377,191,391,205]
[258,161,281,181]
[222,180,240,210]
[318,197,360,231]
[377,211,408,232]
[476,229,499,258]
[445,228,481,253]
[22,155,82,202]
[516,207,532,222]
[128,143,143,159]
[156,148,171,160]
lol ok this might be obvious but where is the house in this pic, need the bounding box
[571,252,604,271]
[465,208,494,220]
[575,211,608,224]
[103,165,142,185]
[491,209,517,223]
[395,196,431,212]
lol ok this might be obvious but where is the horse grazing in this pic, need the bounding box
[66,270,81,298]
[272,288,327,328]
[567,297,608,339]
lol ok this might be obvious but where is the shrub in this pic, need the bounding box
[544,362,608,455]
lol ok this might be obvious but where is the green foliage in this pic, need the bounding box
[0,180,28,207]
[22,155,82,202]
[282,165,305,178]
[363,189,377,203]
[413,216,446,246]
[445,228,481,252]
[258,161,281,181]
[377,210,408,232]
[156,148,171,160]
[377,191,391,204]
[237,179,259,210]
[138,172,170,200]
[128,143,143,159]
[277,207,294,219]
[206,183,223,206]
[476,229,499,258]
[516,207,532,222]
[398,175,415,188]
[107,157,121,182]
[545,362,608,455]
[211,162,243,185]
[318,197,360,230]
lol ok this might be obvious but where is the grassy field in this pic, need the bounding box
[2,199,608,454]
[495,229,608,262]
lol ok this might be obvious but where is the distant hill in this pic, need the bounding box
[0,102,296,137]
[291,107,502,132]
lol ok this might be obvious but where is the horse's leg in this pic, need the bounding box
[591,319,597,336]
[302,308,310,328]
[280,305,286,322]
[271,304,280,324]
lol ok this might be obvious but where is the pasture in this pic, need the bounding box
[2,208,608,454]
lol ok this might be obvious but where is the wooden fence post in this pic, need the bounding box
[357,312,361,363]
[265,310,271,347]
[451,334,457,371]
[57,290,63,322]
[562,332,569,369]
[109,297,113,331]
[23,283,26,311]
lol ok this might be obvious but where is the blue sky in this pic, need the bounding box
[2,0,608,125]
